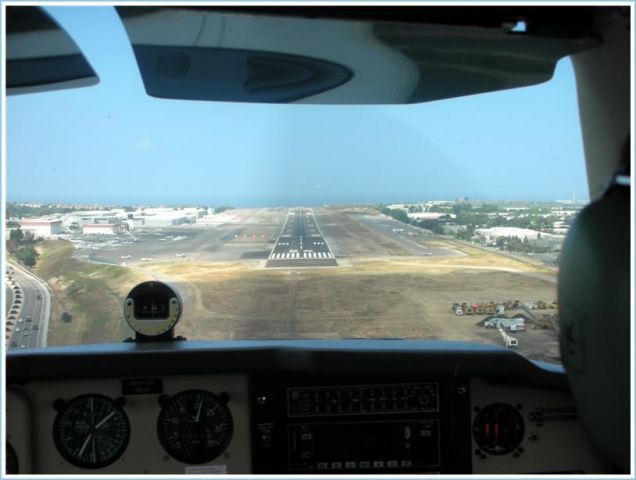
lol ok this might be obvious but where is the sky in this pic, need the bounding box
[6,6,589,207]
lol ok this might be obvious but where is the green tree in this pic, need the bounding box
[379,207,410,224]
[478,203,500,213]
[22,230,35,245]
[428,205,447,213]
[214,206,235,214]
[456,224,475,240]
[452,202,472,216]
[9,228,24,243]
[417,219,444,234]
[16,246,38,267]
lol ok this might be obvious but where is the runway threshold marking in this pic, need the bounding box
[266,208,337,268]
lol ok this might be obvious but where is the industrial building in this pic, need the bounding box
[142,214,191,227]
[19,219,63,238]
[64,211,123,228]
[82,223,122,235]
[474,227,562,242]
[139,208,204,227]
[408,212,456,220]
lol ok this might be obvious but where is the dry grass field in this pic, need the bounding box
[145,247,558,362]
[35,241,152,345]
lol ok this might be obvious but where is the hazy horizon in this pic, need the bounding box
[6,195,588,210]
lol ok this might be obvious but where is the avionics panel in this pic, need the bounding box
[281,382,449,473]
[251,374,472,474]
[287,382,439,417]
[288,419,440,471]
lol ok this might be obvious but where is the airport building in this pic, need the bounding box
[126,218,145,229]
[142,212,199,227]
[408,212,456,220]
[64,211,123,227]
[142,215,187,227]
[60,207,207,231]
[19,219,63,238]
[82,223,122,235]
[474,227,565,250]
[475,227,554,241]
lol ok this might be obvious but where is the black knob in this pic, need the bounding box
[53,399,66,412]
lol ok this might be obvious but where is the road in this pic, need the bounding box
[6,285,14,316]
[5,262,51,349]
[266,208,337,267]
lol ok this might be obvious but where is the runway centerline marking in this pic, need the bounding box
[266,208,337,268]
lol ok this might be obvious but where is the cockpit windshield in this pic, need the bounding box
[5,6,591,365]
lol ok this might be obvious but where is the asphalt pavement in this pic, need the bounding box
[5,262,50,350]
[266,208,337,267]
[6,285,13,315]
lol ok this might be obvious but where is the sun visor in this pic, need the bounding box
[374,22,600,103]
[129,46,352,103]
[117,7,602,104]
[6,6,99,96]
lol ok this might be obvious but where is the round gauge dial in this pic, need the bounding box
[157,389,233,464]
[473,403,524,455]
[6,442,19,474]
[53,394,130,469]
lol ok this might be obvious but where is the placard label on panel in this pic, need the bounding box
[122,378,163,395]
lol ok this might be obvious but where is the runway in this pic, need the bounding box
[266,208,337,268]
